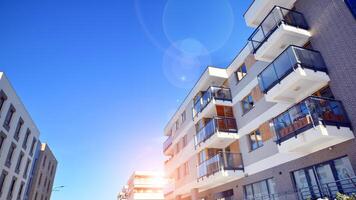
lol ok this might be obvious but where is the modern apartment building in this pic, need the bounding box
[25,143,57,200]
[163,0,356,200]
[118,171,166,200]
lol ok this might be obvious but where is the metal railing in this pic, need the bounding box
[257,45,327,94]
[194,117,237,147]
[248,6,309,53]
[197,152,243,179]
[163,136,173,152]
[273,96,351,144]
[193,86,232,118]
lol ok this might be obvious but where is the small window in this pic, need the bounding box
[38,174,42,186]
[0,90,8,114]
[15,151,24,174]
[0,131,7,155]
[345,0,356,18]
[29,138,37,156]
[249,130,263,151]
[175,120,180,131]
[183,162,189,176]
[5,142,16,168]
[23,159,31,179]
[182,135,187,148]
[22,129,31,150]
[13,118,24,141]
[181,111,186,123]
[241,94,255,114]
[0,170,8,197]
[16,181,25,200]
[7,176,17,200]
[3,104,16,131]
[236,64,248,82]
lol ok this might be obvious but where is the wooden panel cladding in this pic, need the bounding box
[260,121,274,142]
[244,54,257,70]
[228,140,241,153]
[251,85,264,102]
[216,105,234,117]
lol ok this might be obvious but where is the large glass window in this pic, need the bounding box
[242,94,254,114]
[292,156,356,200]
[345,0,356,18]
[244,178,277,200]
[236,64,247,82]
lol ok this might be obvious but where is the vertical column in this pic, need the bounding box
[191,188,199,200]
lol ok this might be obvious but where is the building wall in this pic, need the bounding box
[295,0,356,130]
[27,143,57,200]
[0,72,41,200]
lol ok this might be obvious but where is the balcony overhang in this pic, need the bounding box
[196,170,244,191]
[277,124,354,154]
[195,132,239,152]
[265,68,330,103]
[244,0,297,28]
[255,24,311,62]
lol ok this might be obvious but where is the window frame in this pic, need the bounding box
[235,63,248,83]
[249,129,264,151]
[243,178,276,200]
[241,93,255,114]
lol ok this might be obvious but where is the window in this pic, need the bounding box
[7,176,17,200]
[241,94,255,114]
[16,181,24,200]
[13,118,24,141]
[249,130,263,150]
[15,151,24,174]
[44,177,47,187]
[0,170,8,197]
[22,129,31,150]
[244,178,276,200]
[50,165,55,176]
[0,90,8,115]
[215,189,234,200]
[175,120,180,131]
[182,135,187,148]
[181,111,186,123]
[0,132,7,156]
[29,137,37,156]
[47,180,51,192]
[38,174,42,186]
[183,162,189,176]
[3,104,16,131]
[345,0,356,18]
[23,158,31,179]
[236,64,247,82]
[5,142,16,168]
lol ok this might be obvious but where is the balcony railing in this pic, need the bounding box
[258,45,328,94]
[163,136,173,152]
[248,6,309,53]
[195,117,237,146]
[197,152,243,179]
[273,96,351,144]
[193,86,232,118]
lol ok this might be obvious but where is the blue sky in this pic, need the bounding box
[0,0,252,199]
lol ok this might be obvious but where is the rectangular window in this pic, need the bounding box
[7,176,17,200]
[0,170,8,197]
[175,120,180,131]
[22,129,31,150]
[23,158,31,179]
[43,155,47,167]
[249,129,263,151]
[183,162,189,176]
[181,111,186,123]
[241,94,255,114]
[244,178,276,200]
[345,0,356,18]
[16,181,25,200]
[29,137,37,156]
[3,104,16,131]
[182,135,187,148]
[236,64,248,82]
[47,180,51,192]
[50,165,55,176]
[0,90,8,115]
[0,132,7,157]
[5,142,16,168]
[38,173,42,186]
[15,151,24,174]
[13,118,24,141]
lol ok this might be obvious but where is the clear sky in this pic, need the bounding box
[0,0,252,199]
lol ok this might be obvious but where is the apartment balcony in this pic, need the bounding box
[248,6,311,62]
[195,117,238,151]
[244,0,297,27]
[193,86,232,122]
[163,136,173,155]
[196,152,244,189]
[258,46,330,103]
[273,96,354,153]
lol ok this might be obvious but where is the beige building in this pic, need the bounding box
[25,143,57,200]
[0,72,42,200]
[118,171,166,200]
[163,0,356,200]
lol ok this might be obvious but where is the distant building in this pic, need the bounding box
[118,171,166,200]
[25,143,58,200]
